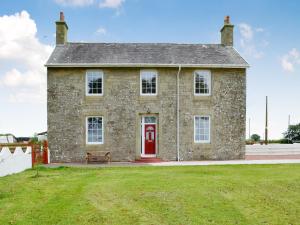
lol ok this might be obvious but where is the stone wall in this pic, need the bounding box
[47,67,246,162]
[178,68,246,160]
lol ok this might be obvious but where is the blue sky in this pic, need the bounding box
[0,0,300,138]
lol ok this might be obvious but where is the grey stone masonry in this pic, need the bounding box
[47,67,246,162]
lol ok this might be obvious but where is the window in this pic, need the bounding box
[194,116,210,143]
[144,116,156,124]
[194,70,211,96]
[140,70,157,95]
[86,71,103,95]
[86,117,103,144]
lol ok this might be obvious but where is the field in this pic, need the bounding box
[0,164,299,225]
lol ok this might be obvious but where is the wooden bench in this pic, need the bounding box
[86,151,111,164]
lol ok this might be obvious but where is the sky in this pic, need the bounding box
[0,0,300,139]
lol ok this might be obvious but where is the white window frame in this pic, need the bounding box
[86,116,104,145]
[194,70,211,96]
[194,115,211,143]
[85,70,104,96]
[140,70,158,96]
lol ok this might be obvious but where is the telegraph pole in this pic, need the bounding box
[265,96,268,145]
[288,115,291,143]
[248,118,251,140]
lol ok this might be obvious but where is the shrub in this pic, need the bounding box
[251,134,261,142]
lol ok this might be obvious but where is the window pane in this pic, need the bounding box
[141,71,157,94]
[144,117,156,123]
[87,71,103,95]
[87,117,103,143]
[195,116,210,142]
[195,71,210,95]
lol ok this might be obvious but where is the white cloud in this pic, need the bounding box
[237,23,267,59]
[99,0,125,8]
[54,0,94,7]
[239,23,253,40]
[256,27,264,32]
[281,48,300,73]
[96,27,107,35]
[0,11,53,103]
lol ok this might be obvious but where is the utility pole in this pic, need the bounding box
[249,118,251,140]
[265,96,268,145]
[288,115,291,143]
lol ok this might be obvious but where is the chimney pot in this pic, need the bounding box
[224,16,230,24]
[60,12,64,21]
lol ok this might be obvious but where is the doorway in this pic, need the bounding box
[141,116,157,157]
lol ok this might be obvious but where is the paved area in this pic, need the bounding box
[148,159,300,166]
[246,155,300,160]
[245,143,300,160]
[44,144,300,168]
[45,159,300,168]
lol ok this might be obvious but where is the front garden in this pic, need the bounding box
[0,164,299,225]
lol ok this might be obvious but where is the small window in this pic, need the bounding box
[86,71,103,95]
[194,116,210,143]
[194,70,211,96]
[140,70,157,95]
[86,117,103,144]
[144,116,156,124]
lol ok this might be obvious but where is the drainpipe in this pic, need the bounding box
[176,65,181,161]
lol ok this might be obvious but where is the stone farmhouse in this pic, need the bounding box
[46,13,248,162]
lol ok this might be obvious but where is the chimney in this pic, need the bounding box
[220,15,234,46]
[56,12,68,45]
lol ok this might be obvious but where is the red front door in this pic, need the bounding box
[144,124,156,154]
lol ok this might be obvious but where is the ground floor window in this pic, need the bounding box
[194,116,210,143]
[86,116,103,144]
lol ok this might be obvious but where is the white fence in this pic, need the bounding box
[0,146,32,177]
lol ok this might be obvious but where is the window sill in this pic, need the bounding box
[86,142,104,145]
[85,95,104,102]
[193,95,211,101]
[194,141,211,145]
[86,94,103,97]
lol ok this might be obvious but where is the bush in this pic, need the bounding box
[251,134,260,142]
[246,140,254,145]
[284,123,300,142]
[280,138,293,144]
[268,139,293,144]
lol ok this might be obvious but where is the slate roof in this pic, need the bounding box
[46,43,249,68]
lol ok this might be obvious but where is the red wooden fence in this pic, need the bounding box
[0,141,49,166]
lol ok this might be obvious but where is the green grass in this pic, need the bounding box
[0,164,300,225]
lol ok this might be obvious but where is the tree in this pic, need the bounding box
[251,134,261,142]
[284,123,300,142]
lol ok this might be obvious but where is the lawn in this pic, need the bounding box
[0,164,299,225]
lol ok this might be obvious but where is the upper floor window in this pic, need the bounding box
[140,70,157,95]
[86,116,103,144]
[194,116,210,143]
[86,71,103,96]
[194,70,211,96]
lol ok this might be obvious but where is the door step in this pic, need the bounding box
[134,157,165,163]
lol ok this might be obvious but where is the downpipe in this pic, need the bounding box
[176,65,181,161]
